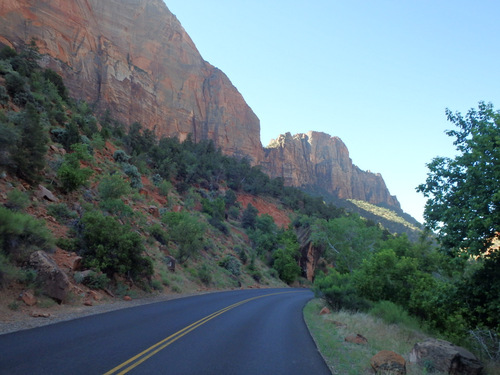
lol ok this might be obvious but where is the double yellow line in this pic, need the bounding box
[104,291,300,375]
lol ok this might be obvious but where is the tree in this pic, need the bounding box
[12,103,48,183]
[417,101,500,258]
[162,211,206,263]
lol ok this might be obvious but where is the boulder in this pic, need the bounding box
[345,333,368,345]
[371,350,406,375]
[409,339,483,375]
[319,307,331,315]
[35,185,59,202]
[20,290,37,306]
[29,251,70,303]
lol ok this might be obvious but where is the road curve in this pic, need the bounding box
[0,288,331,374]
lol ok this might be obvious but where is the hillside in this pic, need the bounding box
[0,0,413,218]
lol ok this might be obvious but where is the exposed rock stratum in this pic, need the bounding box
[0,0,402,211]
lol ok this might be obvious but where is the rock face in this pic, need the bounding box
[0,0,263,163]
[29,251,71,303]
[0,1,400,210]
[262,131,401,210]
[410,339,483,375]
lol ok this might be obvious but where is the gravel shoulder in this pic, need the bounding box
[0,291,203,335]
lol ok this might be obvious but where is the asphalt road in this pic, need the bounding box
[0,288,331,374]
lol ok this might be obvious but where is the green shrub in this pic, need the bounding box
[77,211,153,280]
[47,203,77,223]
[369,300,421,328]
[122,163,142,189]
[218,255,241,276]
[5,189,30,211]
[55,237,77,252]
[113,149,130,163]
[99,198,134,218]
[0,206,53,263]
[149,223,168,245]
[57,143,93,193]
[314,270,371,312]
[80,271,109,290]
[197,264,212,285]
[98,174,130,200]
[162,211,206,263]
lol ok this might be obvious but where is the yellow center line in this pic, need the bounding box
[103,291,302,375]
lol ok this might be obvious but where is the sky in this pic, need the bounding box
[164,1,500,223]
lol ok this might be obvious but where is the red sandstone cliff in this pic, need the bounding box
[262,131,401,210]
[0,0,401,210]
[0,0,264,162]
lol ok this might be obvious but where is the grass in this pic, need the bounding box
[304,299,445,375]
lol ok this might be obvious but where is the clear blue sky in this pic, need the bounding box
[164,1,500,223]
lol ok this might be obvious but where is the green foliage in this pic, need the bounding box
[98,174,131,200]
[218,255,241,276]
[454,258,500,331]
[314,270,371,312]
[57,144,93,192]
[113,149,131,164]
[272,229,301,284]
[121,163,142,189]
[348,199,420,231]
[149,223,168,245]
[0,206,53,263]
[8,103,48,183]
[42,68,68,102]
[417,101,500,258]
[241,203,258,229]
[311,215,381,273]
[99,198,134,219]
[162,211,206,263]
[77,211,153,280]
[46,203,77,223]
[5,189,30,211]
[197,264,212,285]
[80,271,110,290]
[369,300,421,328]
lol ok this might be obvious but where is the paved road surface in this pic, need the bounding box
[0,288,331,374]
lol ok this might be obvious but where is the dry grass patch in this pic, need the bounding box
[304,299,447,375]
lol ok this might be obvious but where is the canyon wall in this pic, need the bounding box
[0,0,264,162]
[262,132,401,210]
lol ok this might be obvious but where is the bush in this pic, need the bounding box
[113,149,130,163]
[57,143,93,193]
[314,270,371,312]
[0,206,53,263]
[98,174,130,200]
[162,211,205,263]
[369,300,421,328]
[197,264,212,285]
[122,163,142,189]
[47,203,77,223]
[5,189,30,211]
[77,211,153,280]
[80,271,109,290]
[218,255,241,276]
[98,198,134,218]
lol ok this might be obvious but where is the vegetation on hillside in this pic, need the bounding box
[0,44,498,369]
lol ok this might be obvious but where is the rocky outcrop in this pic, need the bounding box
[29,250,71,303]
[262,131,401,210]
[410,339,483,375]
[0,0,263,163]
